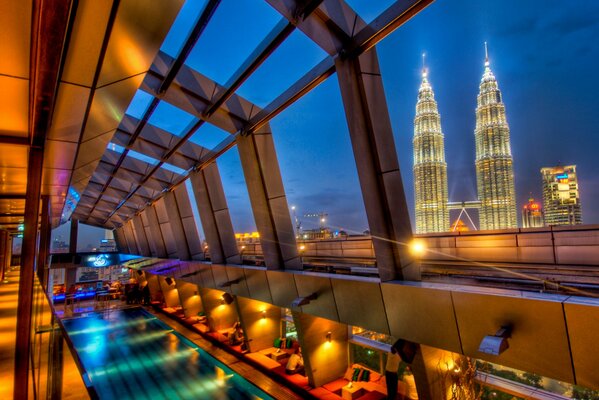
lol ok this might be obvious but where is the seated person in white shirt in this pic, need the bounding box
[285,347,304,375]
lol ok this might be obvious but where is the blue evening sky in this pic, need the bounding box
[60,0,599,245]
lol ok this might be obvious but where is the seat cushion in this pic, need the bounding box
[309,388,343,400]
[322,378,347,393]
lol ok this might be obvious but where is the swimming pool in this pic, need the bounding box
[62,307,273,400]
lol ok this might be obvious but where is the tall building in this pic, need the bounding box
[522,197,544,228]
[474,43,517,230]
[413,56,449,233]
[541,165,582,226]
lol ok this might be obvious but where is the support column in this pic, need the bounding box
[142,206,167,258]
[292,311,349,388]
[190,162,240,264]
[409,345,463,400]
[37,196,52,287]
[132,215,151,256]
[14,146,44,396]
[163,190,191,260]
[335,48,418,282]
[236,124,300,270]
[0,230,7,282]
[113,227,128,254]
[69,219,78,254]
[123,220,139,255]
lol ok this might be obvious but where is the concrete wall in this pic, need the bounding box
[199,287,238,332]
[175,280,203,318]
[293,311,348,388]
[236,297,281,353]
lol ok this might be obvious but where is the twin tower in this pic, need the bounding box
[413,45,517,233]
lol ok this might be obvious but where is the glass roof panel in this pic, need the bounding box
[125,90,154,119]
[109,142,184,175]
[188,122,230,151]
[184,0,281,85]
[147,100,197,136]
[161,162,186,175]
[344,0,397,23]
[235,30,328,108]
[160,0,208,57]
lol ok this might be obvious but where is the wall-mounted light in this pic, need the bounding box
[193,290,198,296]
[221,292,234,305]
[261,310,266,319]
[326,331,332,343]
[478,326,511,355]
[136,270,143,276]
[165,277,174,286]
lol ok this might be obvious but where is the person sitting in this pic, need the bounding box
[285,347,304,375]
[229,322,244,346]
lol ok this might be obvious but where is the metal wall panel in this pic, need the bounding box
[452,291,574,383]
[293,274,339,322]
[381,282,462,353]
[175,280,202,318]
[243,268,273,304]
[331,277,389,334]
[157,275,180,308]
[225,266,250,298]
[563,297,599,390]
[199,287,238,332]
[211,265,230,291]
[265,270,298,309]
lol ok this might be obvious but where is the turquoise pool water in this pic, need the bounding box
[62,307,273,400]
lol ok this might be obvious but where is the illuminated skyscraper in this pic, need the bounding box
[541,165,582,226]
[474,43,517,230]
[413,55,449,233]
[522,197,544,228]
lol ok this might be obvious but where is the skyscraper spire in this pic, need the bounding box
[474,42,517,230]
[413,53,449,233]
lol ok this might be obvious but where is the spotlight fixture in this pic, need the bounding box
[221,292,234,305]
[326,331,332,343]
[291,292,318,308]
[478,326,511,356]
[165,277,174,286]
[261,310,266,319]
[136,270,143,276]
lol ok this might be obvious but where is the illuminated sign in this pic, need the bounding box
[17,224,24,231]
[556,173,568,180]
[83,254,117,267]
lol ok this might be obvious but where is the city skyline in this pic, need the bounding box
[51,0,599,241]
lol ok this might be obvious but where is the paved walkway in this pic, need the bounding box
[0,269,20,399]
[0,268,89,400]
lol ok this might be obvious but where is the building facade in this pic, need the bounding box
[541,165,582,226]
[413,64,449,233]
[522,197,545,228]
[474,45,517,230]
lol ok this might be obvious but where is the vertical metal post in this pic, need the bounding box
[132,215,151,256]
[69,219,78,254]
[163,190,191,260]
[335,48,418,282]
[236,124,300,270]
[37,196,51,287]
[14,146,44,397]
[0,230,6,282]
[142,206,168,258]
[189,163,240,264]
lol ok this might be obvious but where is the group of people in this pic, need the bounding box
[124,282,151,305]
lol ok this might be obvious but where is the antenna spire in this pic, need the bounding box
[422,52,427,78]
[484,41,490,67]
